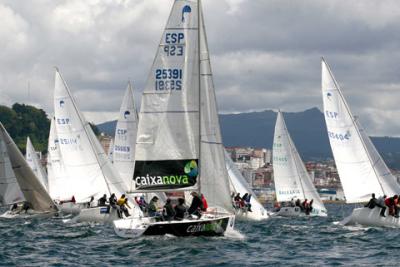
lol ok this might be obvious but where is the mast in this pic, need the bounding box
[197,0,202,195]
[322,59,385,196]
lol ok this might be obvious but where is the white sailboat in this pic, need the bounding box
[113,0,235,238]
[0,123,57,218]
[224,150,269,220]
[53,69,142,223]
[322,58,400,227]
[26,137,48,191]
[113,82,167,204]
[272,111,327,217]
[0,137,25,207]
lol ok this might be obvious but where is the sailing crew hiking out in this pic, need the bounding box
[232,193,252,213]
[365,193,387,217]
[273,198,314,216]
[117,194,131,218]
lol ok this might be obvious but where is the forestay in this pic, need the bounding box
[113,83,138,188]
[134,0,200,192]
[26,137,48,191]
[0,123,55,212]
[321,59,400,203]
[54,70,126,202]
[273,111,326,214]
[0,137,24,206]
[47,118,72,200]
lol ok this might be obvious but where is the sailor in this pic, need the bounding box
[117,194,131,218]
[377,195,387,217]
[201,194,208,212]
[384,195,398,217]
[188,192,203,218]
[148,196,160,217]
[109,193,118,214]
[244,194,252,212]
[162,198,175,221]
[395,195,400,218]
[295,199,301,208]
[290,198,296,207]
[22,201,32,214]
[87,196,95,208]
[10,203,18,212]
[234,193,242,209]
[174,198,187,221]
[273,201,281,212]
[365,193,377,209]
[98,194,108,207]
[301,199,308,212]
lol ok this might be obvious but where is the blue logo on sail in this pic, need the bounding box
[181,5,191,22]
[59,100,65,107]
[124,110,130,119]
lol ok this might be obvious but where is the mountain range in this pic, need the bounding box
[97,107,400,168]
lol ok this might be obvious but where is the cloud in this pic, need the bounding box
[1,0,400,135]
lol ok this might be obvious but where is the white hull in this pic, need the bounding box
[65,206,121,224]
[235,207,269,221]
[0,209,55,219]
[341,207,400,228]
[57,202,84,215]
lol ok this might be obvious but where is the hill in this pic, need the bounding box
[97,107,400,168]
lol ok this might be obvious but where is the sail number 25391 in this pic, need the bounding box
[155,69,182,91]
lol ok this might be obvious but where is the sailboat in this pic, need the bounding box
[272,111,327,217]
[0,123,57,218]
[0,137,25,207]
[53,69,142,223]
[321,58,400,227]
[113,82,167,204]
[113,0,235,238]
[26,137,48,191]
[224,150,269,220]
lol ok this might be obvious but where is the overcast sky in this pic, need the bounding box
[1,0,400,136]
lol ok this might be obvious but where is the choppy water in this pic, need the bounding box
[0,204,398,266]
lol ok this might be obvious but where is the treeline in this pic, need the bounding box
[0,103,50,153]
[0,103,101,154]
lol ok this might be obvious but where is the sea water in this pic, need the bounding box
[0,204,398,266]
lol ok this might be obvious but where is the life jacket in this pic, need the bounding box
[117,197,126,206]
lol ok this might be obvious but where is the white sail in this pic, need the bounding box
[321,59,400,203]
[273,111,327,215]
[54,69,126,202]
[198,6,233,212]
[47,117,72,200]
[26,137,48,191]
[133,0,200,192]
[108,139,114,163]
[113,82,138,187]
[0,137,24,206]
[225,150,269,219]
[0,123,55,211]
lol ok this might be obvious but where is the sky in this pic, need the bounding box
[1,0,400,136]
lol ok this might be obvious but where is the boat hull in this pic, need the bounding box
[341,207,400,228]
[65,206,120,224]
[114,214,235,238]
[235,207,269,221]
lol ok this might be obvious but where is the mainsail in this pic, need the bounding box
[134,0,200,192]
[0,137,24,206]
[54,69,126,202]
[273,111,326,214]
[26,137,48,191]
[113,82,138,188]
[46,117,72,200]
[321,59,400,203]
[0,123,55,212]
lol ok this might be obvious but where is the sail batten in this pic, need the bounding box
[321,59,400,203]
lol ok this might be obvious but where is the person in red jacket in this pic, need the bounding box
[201,194,208,211]
[385,195,397,217]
